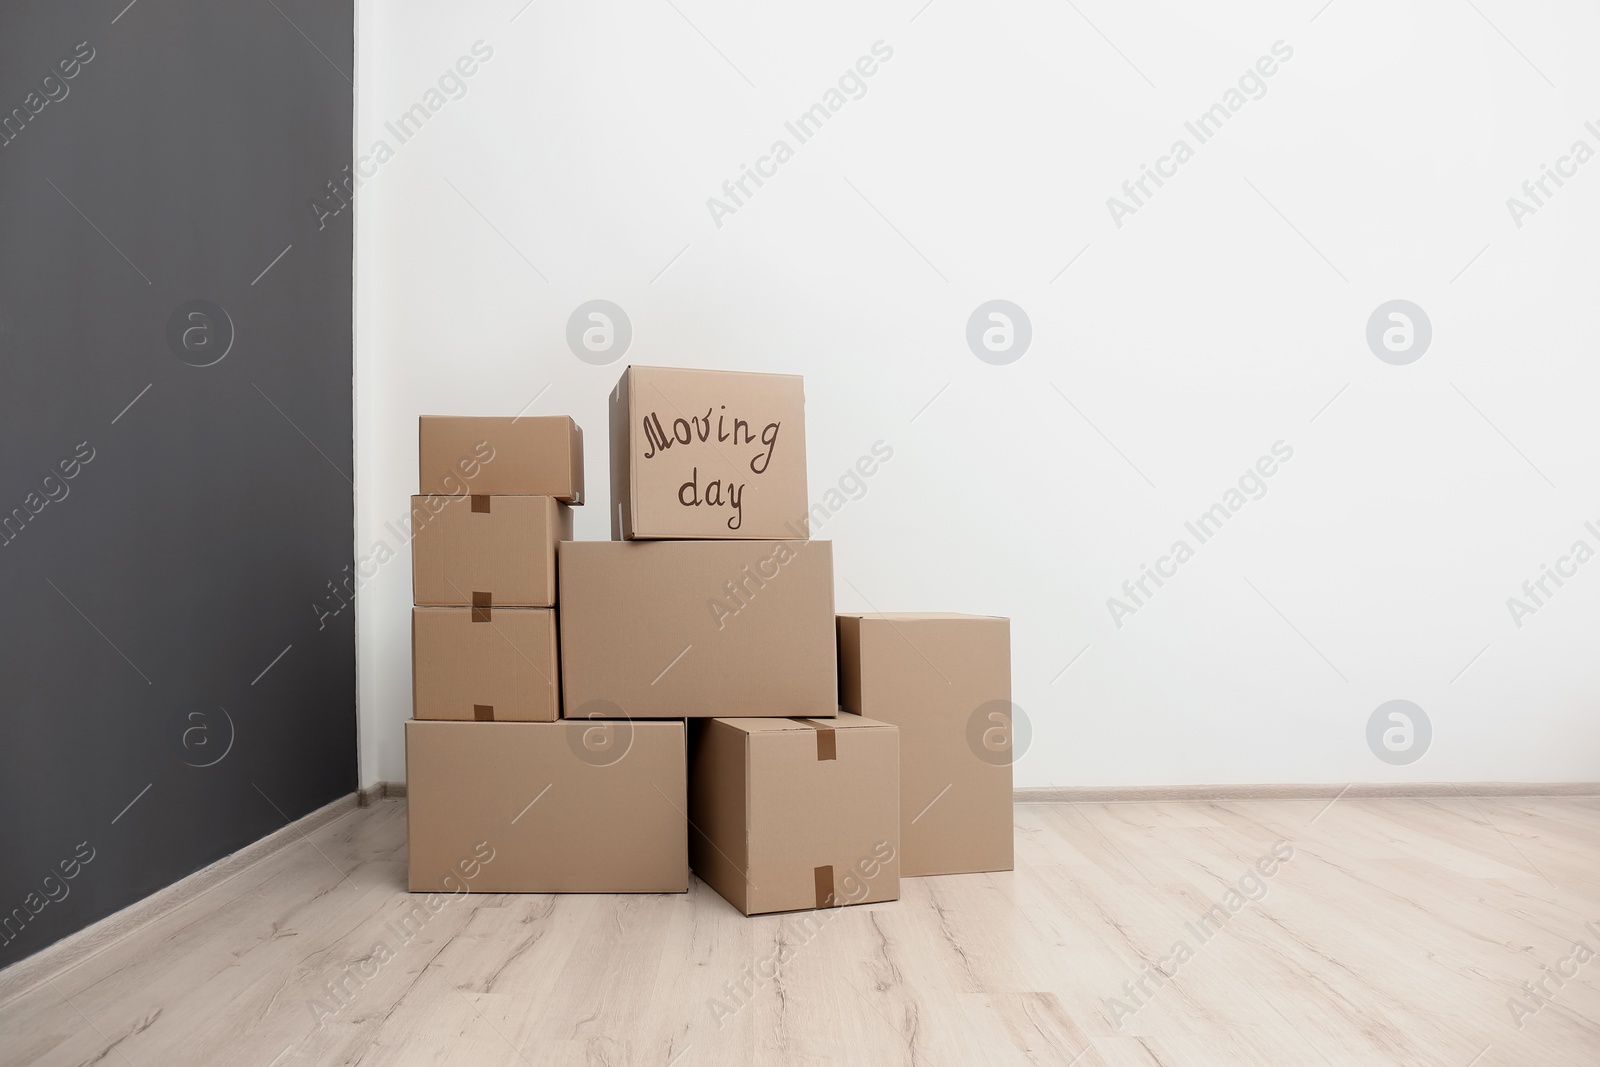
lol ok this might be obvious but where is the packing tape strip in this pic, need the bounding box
[813,864,834,909]
[470,495,491,513]
[473,705,494,722]
[472,591,492,622]
[814,722,836,761]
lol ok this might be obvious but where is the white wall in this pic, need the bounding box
[356,0,1600,788]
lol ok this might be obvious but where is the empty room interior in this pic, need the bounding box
[1,2,1596,1065]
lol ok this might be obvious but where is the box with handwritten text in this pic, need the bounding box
[609,366,807,539]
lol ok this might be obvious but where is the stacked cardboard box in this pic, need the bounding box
[562,367,841,726]
[837,613,1015,876]
[405,416,688,893]
[558,366,897,914]
[404,367,1014,911]
[411,418,578,724]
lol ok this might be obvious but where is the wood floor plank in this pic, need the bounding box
[3,796,1598,1066]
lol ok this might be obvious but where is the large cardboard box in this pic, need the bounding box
[688,716,899,915]
[559,539,837,719]
[837,613,1014,877]
[411,494,571,607]
[405,720,687,893]
[419,415,584,502]
[609,365,807,540]
[412,607,559,722]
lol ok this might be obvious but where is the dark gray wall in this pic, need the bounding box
[0,0,355,965]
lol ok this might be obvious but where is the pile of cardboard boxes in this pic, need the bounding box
[406,365,1014,914]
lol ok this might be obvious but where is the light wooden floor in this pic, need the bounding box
[4,795,1599,1067]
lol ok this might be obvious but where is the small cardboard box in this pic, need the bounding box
[688,716,900,915]
[837,613,1014,877]
[419,415,584,503]
[412,607,559,722]
[405,719,687,893]
[609,365,807,540]
[559,539,837,718]
[411,495,571,607]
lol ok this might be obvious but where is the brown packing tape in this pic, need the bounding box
[473,705,494,721]
[472,591,492,622]
[470,495,491,513]
[814,723,836,761]
[813,865,834,909]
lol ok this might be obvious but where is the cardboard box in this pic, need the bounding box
[412,607,559,722]
[559,539,837,718]
[688,716,899,915]
[837,613,1014,877]
[405,719,687,893]
[411,494,571,607]
[609,365,807,539]
[419,415,584,503]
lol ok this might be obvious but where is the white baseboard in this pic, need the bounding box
[358,781,406,806]
[0,792,364,1007]
[361,779,1600,804]
[366,779,1600,804]
[365,779,1599,803]
[1015,782,1600,803]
